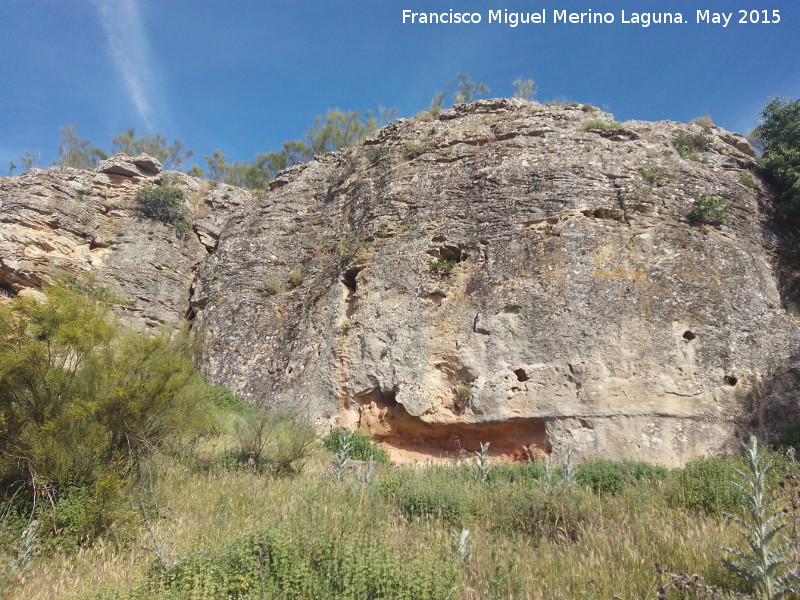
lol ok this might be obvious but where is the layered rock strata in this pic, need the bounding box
[2,101,799,466]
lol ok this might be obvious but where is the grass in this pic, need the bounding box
[672,130,712,160]
[580,119,623,131]
[3,425,796,599]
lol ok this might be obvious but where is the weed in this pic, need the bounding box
[719,436,796,599]
[366,146,388,164]
[429,257,458,275]
[580,119,623,131]
[403,141,427,160]
[336,236,352,258]
[331,429,353,481]
[8,520,40,579]
[323,429,390,464]
[672,131,712,160]
[261,276,282,295]
[638,163,673,186]
[455,382,473,407]
[475,442,492,483]
[740,173,760,189]
[692,114,715,129]
[286,268,303,290]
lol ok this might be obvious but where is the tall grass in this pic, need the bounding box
[3,437,793,599]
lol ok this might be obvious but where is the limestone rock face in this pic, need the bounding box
[192,99,800,465]
[2,103,799,466]
[0,161,249,327]
[97,153,163,178]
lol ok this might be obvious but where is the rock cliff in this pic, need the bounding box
[2,99,799,465]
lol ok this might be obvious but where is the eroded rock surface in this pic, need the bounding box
[192,99,800,465]
[3,101,800,466]
[0,158,249,327]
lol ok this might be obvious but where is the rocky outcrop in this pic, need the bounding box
[192,99,800,465]
[2,100,799,466]
[0,155,249,327]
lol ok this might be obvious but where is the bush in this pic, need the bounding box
[231,411,316,475]
[740,172,760,189]
[675,456,744,514]
[134,185,190,230]
[111,526,461,600]
[323,429,390,464]
[403,141,426,160]
[576,459,667,494]
[0,280,218,534]
[753,97,800,214]
[584,207,624,221]
[489,462,545,483]
[580,119,623,131]
[638,163,673,186]
[672,131,712,159]
[390,474,467,524]
[687,193,730,224]
[429,258,458,275]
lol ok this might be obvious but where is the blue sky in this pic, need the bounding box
[1,0,798,172]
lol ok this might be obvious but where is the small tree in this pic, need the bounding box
[111,128,194,170]
[753,97,800,215]
[430,73,491,111]
[56,125,107,169]
[513,78,537,100]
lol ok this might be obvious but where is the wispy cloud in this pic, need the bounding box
[93,0,158,130]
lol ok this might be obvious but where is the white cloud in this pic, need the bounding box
[93,0,159,131]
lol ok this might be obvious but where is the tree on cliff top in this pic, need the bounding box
[753,97,800,215]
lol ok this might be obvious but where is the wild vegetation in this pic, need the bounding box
[2,288,800,600]
[754,97,800,216]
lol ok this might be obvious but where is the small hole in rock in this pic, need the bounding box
[514,368,529,382]
[724,375,738,386]
[683,331,696,341]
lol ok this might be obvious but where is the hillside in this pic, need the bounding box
[1,98,797,466]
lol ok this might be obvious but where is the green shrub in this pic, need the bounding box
[675,456,743,514]
[687,193,730,224]
[0,280,217,531]
[576,459,667,494]
[323,429,390,464]
[403,141,426,160]
[134,185,190,230]
[580,119,622,131]
[672,130,712,159]
[752,97,800,214]
[429,257,458,275]
[101,525,460,600]
[366,146,388,164]
[391,475,467,524]
[740,172,760,189]
[211,387,251,413]
[637,163,673,186]
[489,462,545,483]
[286,268,303,290]
[230,411,316,475]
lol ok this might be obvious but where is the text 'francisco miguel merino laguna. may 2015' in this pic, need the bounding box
[401,8,782,28]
